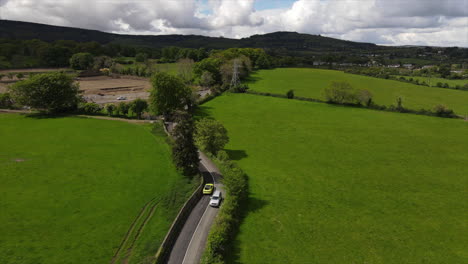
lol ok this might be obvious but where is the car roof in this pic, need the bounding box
[212,190,221,196]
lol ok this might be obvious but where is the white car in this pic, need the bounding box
[117,96,127,100]
[209,190,222,207]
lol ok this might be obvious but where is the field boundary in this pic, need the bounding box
[245,90,464,119]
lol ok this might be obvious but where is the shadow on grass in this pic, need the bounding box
[226,195,269,264]
[225,149,248,161]
[25,112,76,119]
[194,105,214,120]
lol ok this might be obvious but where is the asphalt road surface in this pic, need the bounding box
[167,152,223,264]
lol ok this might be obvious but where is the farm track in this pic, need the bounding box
[111,198,160,264]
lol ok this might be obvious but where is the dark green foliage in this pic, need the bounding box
[171,112,199,176]
[10,72,80,113]
[117,102,129,116]
[105,104,116,116]
[286,89,294,99]
[324,81,372,105]
[433,104,456,117]
[201,154,248,264]
[79,102,102,114]
[135,52,148,62]
[16,73,24,79]
[194,118,229,155]
[150,72,192,116]
[70,53,94,70]
[129,98,148,119]
[0,92,13,108]
[229,84,249,93]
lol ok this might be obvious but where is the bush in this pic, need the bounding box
[0,92,13,109]
[10,72,80,113]
[79,102,102,114]
[70,53,94,70]
[229,84,248,93]
[135,53,148,62]
[129,98,148,119]
[201,155,248,264]
[433,104,456,118]
[324,81,355,104]
[117,102,129,116]
[105,104,116,116]
[16,73,24,79]
[286,89,294,99]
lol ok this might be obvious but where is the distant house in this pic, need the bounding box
[422,65,435,69]
[403,64,414,69]
[387,64,400,68]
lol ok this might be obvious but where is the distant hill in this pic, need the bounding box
[0,20,376,51]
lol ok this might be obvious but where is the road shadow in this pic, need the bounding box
[225,149,248,161]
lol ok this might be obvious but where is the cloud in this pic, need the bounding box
[0,0,466,46]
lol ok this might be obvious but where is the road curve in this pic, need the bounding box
[167,152,223,264]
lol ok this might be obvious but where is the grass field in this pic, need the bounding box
[394,75,468,88]
[0,114,196,264]
[199,93,468,263]
[247,68,468,115]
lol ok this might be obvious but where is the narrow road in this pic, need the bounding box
[167,152,223,264]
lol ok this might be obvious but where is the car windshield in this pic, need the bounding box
[212,196,219,200]
[204,186,211,190]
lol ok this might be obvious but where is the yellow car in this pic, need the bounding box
[203,183,214,195]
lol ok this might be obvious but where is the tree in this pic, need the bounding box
[286,89,294,99]
[0,92,13,109]
[129,99,148,119]
[150,72,192,117]
[105,104,116,116]
[324,81,356,104]
[194,118,229,155]
[10,72,80,113]
[69,52,94,70]
[135,52,148,62]
[16,73,24,79]
[171,111,199,176]
[93,56,113,70]
[200,71,214,88]
[356,89,373,106]
[117,102,129,116]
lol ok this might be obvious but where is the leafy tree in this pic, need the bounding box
[40,46,72,67]
[117,102,129,116]
[135,52,148,62]
[16,73,24,79]
[150,72,192,117]
[433,104,455,117]
[177,58,194,84]
[105,104,116,116]
[357,89,373,106]
[256,53,271,69]
[10,72,80,113]
[69,52,94,70]
[286,89,294,99]
[200,71,214,88]
[194,118,229,155]
[0,92,13,109]
[129,98,148,119]
[171,111,199,176]
[324,81,355,104]
[79,102,102,114]
[93,56,113,70]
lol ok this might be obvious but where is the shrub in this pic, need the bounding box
[79,102,102,114]
[436,82,443,88]
[201,155,248,264]
[433,104,456,118]
[286,89,294,99]
[442,83,449,88]
[117,102,129,116]
[356,89,373,106]
[135,53,148,62]
[10,72,80,113]
[0,92,13,109]
[70,53,94,70]
[16,73,24,79]
[129,98,148,119]
[229,84,249,93]
[105,104,116,116]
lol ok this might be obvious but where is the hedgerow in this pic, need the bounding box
[201,151,248,264]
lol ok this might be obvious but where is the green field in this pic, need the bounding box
[247,68,468,115]
[394,75,468,88]
[199,94,468,263]
[0,114,196,264]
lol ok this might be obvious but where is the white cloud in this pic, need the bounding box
[0,0,467,46]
